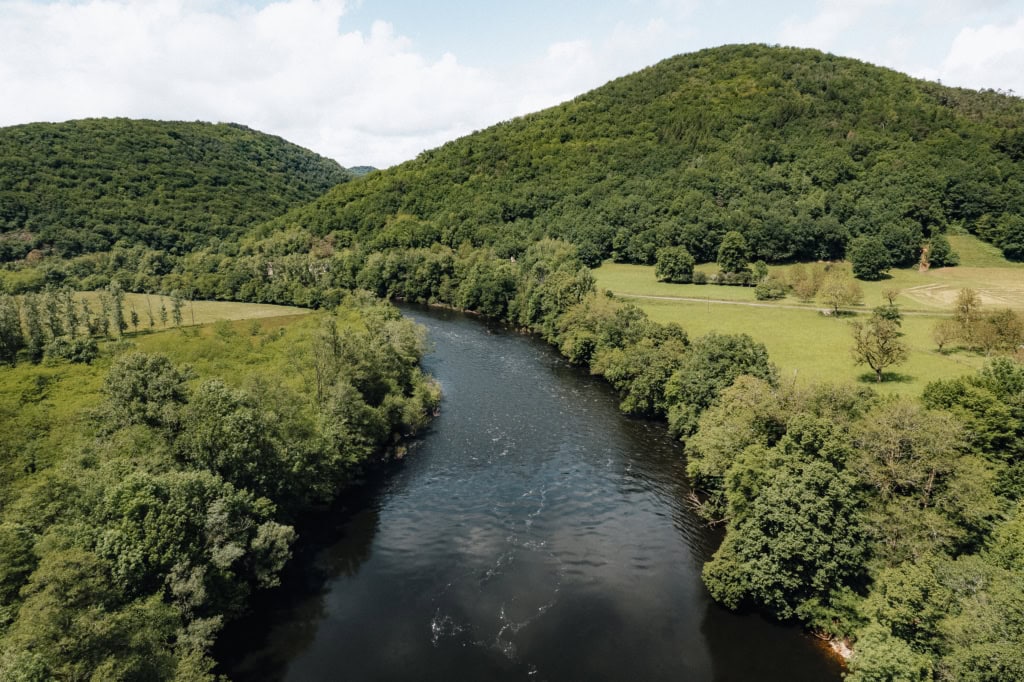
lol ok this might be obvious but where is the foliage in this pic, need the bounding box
[716,231,750,275]
[754,275,787,300]
[664,332,778,437]
[927,234,959,268]
[251,45,1024,269]
[655,245,695,283]
[850,311,909,382]
[703,455,867,624]
[846,623,934,682]
[849,237,892,281]
[820,271,863,314]
[0,297,438,678]
[0,119,350,260]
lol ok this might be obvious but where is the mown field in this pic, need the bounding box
[76,292,311,329]
[593,235,1023,394]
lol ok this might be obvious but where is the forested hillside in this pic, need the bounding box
[0,119,351,260]
[269,43,1024,266]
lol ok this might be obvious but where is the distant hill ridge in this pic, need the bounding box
[0,118,351,260]
[269,43,1024,266]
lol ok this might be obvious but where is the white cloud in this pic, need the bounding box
[0,0,505,167]
[0,0,706,167]
[932,15,1024,94]
[777,0,893,50]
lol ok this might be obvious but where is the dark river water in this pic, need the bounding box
[219,305,843,681]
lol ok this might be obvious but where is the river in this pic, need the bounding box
[219,305,843,681]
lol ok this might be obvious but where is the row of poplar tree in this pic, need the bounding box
[0,284,188,365]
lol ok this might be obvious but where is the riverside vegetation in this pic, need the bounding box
[1,44,1023,681]
[0,294,439,679]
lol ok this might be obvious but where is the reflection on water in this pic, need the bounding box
[218,305,842,682]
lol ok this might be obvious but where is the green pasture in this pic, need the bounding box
[77,292,312,328]
[593,234,1024,394]
[630,297,985,395]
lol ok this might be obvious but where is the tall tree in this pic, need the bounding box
[849,236,891,281]
[655,246,696,283]
[850,311,908,382]
[20,293,46,362]
[0,295,24,365]
[170,291,184,328]
[59,288,79,339]
[108,281,127,337]
[717,230,750,275]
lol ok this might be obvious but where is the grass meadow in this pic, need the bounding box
[77,292,311,330]
[593,234,1023,395]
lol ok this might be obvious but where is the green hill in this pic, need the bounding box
[271,43,1024,266]
[0,119,351,260]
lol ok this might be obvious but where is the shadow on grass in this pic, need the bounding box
[857,371,914,384]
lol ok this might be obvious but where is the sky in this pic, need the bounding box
[1,0,1023,168]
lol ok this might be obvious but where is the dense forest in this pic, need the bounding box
[0,43,1023,681]
[0,119,351,260]
[264,43,1024,267]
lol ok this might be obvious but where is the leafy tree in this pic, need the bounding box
[819,272,863,314]
[59,288,78,338]
[40,288,63,339]
[655,245,695,283]
[591,335,689,417]
[852,400,998,563]
[44,336,98,364]
[850,311,908,382]
[703,456,867,625]
[97,290,113,338]
[997,213,1024,261]
[170,290,184,328]
[954,288,983,347]
[665,332,778,437]
[932,319,959,351]
[974,309,1024,354]
[846,623,933,682]
[717,230,750,274]
[879,222,924,268]
[936,555,1024,682]
[0,294,24,365]
[927,233,959,267]
[103,352,192,429]
[20,294,45,362]
[754,275,787,300]
[849,236,891,281]
[862,558,951,652]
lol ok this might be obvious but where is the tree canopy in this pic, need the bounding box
[0,119,350,260]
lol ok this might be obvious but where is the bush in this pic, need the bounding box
[691,271,708,285]
[755,276,787,300]
[43,336,99,364]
